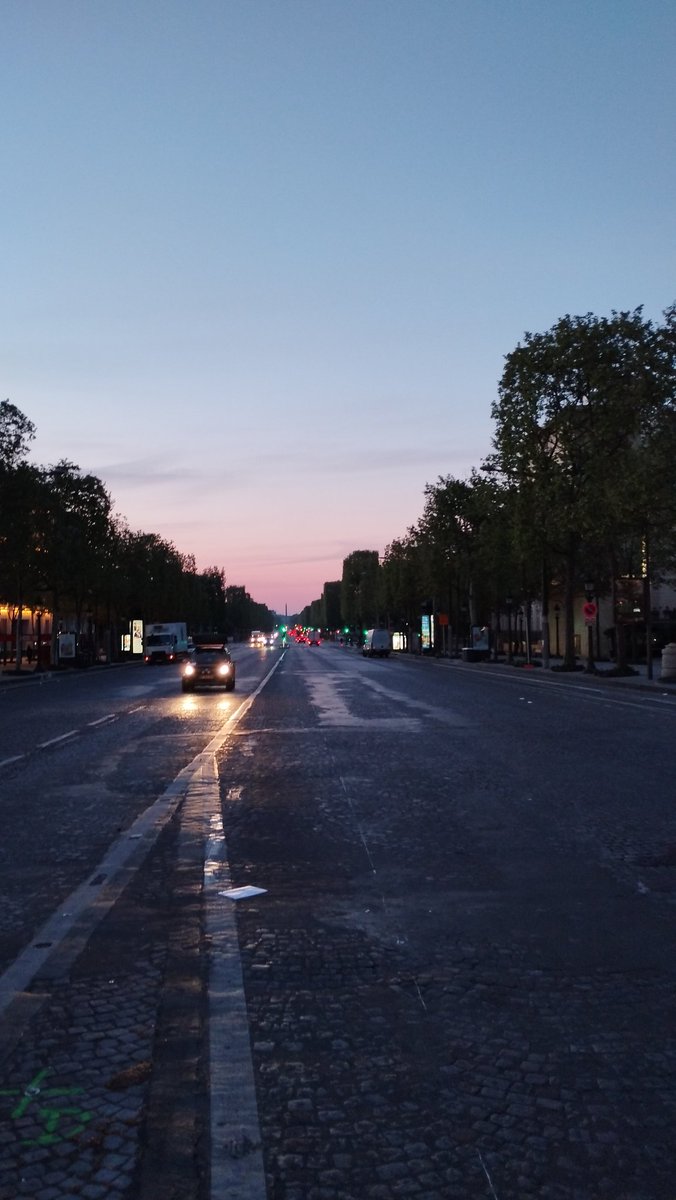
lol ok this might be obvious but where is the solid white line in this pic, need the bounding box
[1,659,280,1200]
[0,667,281,1013]
[197,654,282,1200]
[0,754,25,768]
[0,775,191,1014]
[0,658,281,1197]
[201,653,285,757]
[38,730,78,748]
[204,804,267,1199]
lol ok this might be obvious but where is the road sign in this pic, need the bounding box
[583,601,597,624]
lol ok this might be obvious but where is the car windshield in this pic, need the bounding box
[193,647,229,661]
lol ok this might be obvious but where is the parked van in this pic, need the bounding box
[362,629,391,658]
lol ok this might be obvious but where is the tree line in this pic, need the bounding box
[0,403,276,663]
[302,305,676,669]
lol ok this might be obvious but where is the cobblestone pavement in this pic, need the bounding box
[220,652,676,1200]
[0,816,207,1200]
[1,650,675,1199]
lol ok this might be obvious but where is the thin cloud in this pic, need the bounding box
[99,457,240,489]
[250,446,463,475]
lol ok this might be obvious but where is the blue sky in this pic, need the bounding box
[2,0,674,612]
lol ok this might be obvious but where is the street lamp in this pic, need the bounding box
[506,597,513,664]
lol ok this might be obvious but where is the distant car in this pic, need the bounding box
[308,630,321,645]
[181,644,236,692]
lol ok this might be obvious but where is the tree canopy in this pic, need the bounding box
[0,404,277,658]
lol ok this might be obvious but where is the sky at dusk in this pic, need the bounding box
[2,0,675,614]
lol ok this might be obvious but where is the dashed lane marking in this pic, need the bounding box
[1,704,148,767]
[37,730,79,749]
[0,658,282,1199]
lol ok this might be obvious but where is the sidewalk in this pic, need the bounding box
[454,653,676,692]
[0,660,129,681]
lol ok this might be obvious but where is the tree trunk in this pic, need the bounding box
[644,536,653,681]
[14,591,23,672]
[541,558,550,671]
[50,592,59,667]
[562,549,577,670]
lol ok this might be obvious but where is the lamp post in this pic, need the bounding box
[506,597,513,664]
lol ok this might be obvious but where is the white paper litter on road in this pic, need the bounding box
[218,885,267,900]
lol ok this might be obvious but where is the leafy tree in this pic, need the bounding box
[412,471,519,649]
[321,580,342,630]
[0,402,40,664]
[116,528,187,622]
[341,550,381,631]
[37,461,114,659]
[491,307,674,668]
[381,535,417,626]
[192,566,227,634]
[0,400,35,469]
[0,462,45,665]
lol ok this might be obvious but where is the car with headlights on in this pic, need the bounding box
[181,644,236,693]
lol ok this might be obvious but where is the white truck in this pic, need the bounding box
[144,622,190,663]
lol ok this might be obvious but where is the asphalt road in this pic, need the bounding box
[0,651,271,971]
[1,645,675,1199]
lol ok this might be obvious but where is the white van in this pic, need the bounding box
[362,629,391,658]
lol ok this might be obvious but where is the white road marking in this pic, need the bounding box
[0,657,282,1199]
[37,730,78,748]
[0,754,25,768]
[87,714,117,726]
[301,666,422,729]
[205,806,267,1198]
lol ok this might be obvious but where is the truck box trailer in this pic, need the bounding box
[144,622,189,663]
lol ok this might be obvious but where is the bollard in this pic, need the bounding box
[660,642,676,681]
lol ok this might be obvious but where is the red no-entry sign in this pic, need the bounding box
[583,601,597,623]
